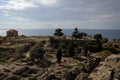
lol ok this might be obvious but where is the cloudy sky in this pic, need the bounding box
[0,0,120,29]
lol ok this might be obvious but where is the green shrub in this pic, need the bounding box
[49,37,55,47]
[102,37,108,43]
[108,47,119,54]
[30,47,45,62]
[56,45,62,64]
[93,34,102,40]
[67,42,75,57]
[95,50,111,60]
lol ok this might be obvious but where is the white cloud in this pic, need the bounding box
[0,0,58,20]
[11,17,27,21]
[0,0,58,11]
[0,0,37,10]
[2,10,16,16]
[40,0,57,6]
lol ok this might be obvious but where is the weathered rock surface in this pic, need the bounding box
[63,67,81,80]
[88,54,120,80]
[6,75,21,80]
[75,72,88,80]
[13,66,29,75]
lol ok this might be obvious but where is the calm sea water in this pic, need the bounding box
[0,29,120,40]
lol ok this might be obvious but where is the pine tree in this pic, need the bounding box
[56,45,62,64]
[68,42,75,57]
[83,44,88,56]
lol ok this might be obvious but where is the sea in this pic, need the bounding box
[0,29,120,40]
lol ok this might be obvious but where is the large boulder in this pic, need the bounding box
[88,54,120,80]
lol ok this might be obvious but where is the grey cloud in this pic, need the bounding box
[0,0,120,29]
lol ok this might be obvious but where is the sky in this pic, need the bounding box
[0,0,120,29]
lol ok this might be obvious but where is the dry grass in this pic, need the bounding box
[93,50,111,60]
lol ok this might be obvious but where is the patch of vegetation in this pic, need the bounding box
[103,43,120,54]
[102,37,109,43]
[54,28,64,38]
[0,51,17,63]
[67,42,75,57]
[30,46,45,62]
[95,50,111,60]
[56,45,62,64]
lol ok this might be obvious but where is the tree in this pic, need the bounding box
[93,34,102,50]
[54,28,64,37]
[49,37,55,47]
[67,42,75,57]
[118,39,120,41]
[30,47,45,62]
[56,45,62,64]
[72,28,87,39]
[83,44,88,56]
[72,27,79,39]
[93,34,102,41]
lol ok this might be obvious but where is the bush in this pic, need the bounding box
[95,50,111,60]
[49,37,55,47]
[67,42,75,57]
[56,45,62,64]
[93,34,102,40]
[54,28,64,37]
[30,47,45,62]
[83,44,88,56]
[108,47,119,54]
[102,37,108,43]
[87,45,98,52]
[103,43,119,54]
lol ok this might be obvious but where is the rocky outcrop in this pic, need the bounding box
[75,72,88,80]
[6,75,21,80]
[63,67,81,80]
[88,54,120,80]
[13,66,29,75]
[0,72,8,80]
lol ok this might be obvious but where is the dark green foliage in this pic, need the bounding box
[114,44,119,48]
[93,34,103,50]
[72,27,79,38]
[72,27,87,39]
[93,34,102,41]
[67,42,75,57]
[53,43,59,49]
[54,28,64,37]
[83,44,88,56]
[30,47,45,62]
[88,40,102,52]
[102,37,108,43]
[78,32,87,38]
[113,39,116,41]
[97,40,102,50]
[49,37,55,47]
[87,45,98,52]
[49,37,60,48]
[118,39,120,41]
[108,47,119,54]
[56,45,62,64]
[103,43,119,54]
